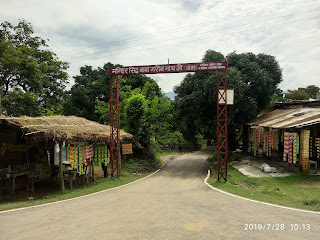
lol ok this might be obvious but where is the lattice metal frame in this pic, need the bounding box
[109,75,120,178]
[217,71,228,182]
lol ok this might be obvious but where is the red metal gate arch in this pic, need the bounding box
[109,61,228,181]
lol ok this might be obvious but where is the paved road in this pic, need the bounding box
[1,149,320,240]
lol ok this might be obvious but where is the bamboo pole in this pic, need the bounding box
[91,157,95,182]
[59,142,64,191]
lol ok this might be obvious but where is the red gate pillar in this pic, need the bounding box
[109,75,120,178]
[217,71,228,182]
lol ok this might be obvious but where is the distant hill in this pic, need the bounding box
[164,92,176,100]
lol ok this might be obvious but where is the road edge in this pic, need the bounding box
[0,169,161,214]
[204,170,320,215]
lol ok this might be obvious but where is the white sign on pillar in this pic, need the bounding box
[218,89,234,105]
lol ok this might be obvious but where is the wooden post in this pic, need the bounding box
[91,158,95,182]
[59,142,64,191]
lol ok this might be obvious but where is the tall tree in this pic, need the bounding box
[285,89,310,100]
[226,52,282,111]
[303,85,319,99]
[124,94,151,155]
[0,20,69,116]
[174,50,282,150]
[64,63,161,123]
[63,64,110,121]
[2,89,39,116]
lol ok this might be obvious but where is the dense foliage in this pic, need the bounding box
[0,20,69,116]
[62,62,182,163]
[285,85,319,101]
[174,50,283,150]
[62,64,162,122]
[271,85,320,102]
[124,94,150,153]
[62,64,111,122]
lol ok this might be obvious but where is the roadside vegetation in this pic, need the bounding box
[0,152,183,212]
[208,164,320,211]
[0,169,149,212]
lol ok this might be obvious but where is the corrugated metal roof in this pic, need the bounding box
[249,107,320,129]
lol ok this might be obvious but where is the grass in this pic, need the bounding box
[155,151,182,163]
[0,152,182,212]
[0,170,149,212]
[208,165,320,211]
[156,151,181,158]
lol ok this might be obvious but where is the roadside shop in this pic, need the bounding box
[247,101,320,174]
[0,116,132,195]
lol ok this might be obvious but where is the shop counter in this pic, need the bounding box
[0,171,31,194]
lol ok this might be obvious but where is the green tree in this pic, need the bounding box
[66,61,186,154]
[227,52,282,111]
[174,50,282,150]
[304,85,319,99]
[124,94,151,154]
[270,88,284,103]
[63,64,110,121]
[63,63,161,123]
[285,89,310,100]
[2,89,39,116]
[0,20,69,116]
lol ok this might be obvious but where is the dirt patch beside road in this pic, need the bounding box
[230,154,293,178]
[160,155,181,167]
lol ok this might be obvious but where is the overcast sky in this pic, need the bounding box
[1,0,319,93]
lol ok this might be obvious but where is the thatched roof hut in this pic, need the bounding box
[0,115,133,142]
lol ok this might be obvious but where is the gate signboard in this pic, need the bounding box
[109,62,227,75]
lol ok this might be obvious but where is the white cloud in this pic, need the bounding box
[0,0,319,92]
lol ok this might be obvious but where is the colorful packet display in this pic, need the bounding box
[82,144,93,166]
[78,146,83,175]
[274,131,279,150]
[68,146,78,170]
[293,133,299,164]
[309,137,313,158]
[268,131,272,157]
[283,132,290,162]
[252,128,260,156]
[93,145,109,166]
[315,138,320,160]
[283,132,299,164]
[67,143,94,175]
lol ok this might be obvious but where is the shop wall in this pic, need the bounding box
[0,125,18,168]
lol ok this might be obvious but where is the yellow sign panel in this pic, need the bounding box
[122,144,133,155]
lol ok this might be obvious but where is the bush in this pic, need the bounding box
[208,152,217,164]
[181,140,201,152]
[122,147,159,172]
[157,131,185,151]
[124,94,152,157]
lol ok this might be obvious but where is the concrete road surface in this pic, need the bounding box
[1,149,320,240]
